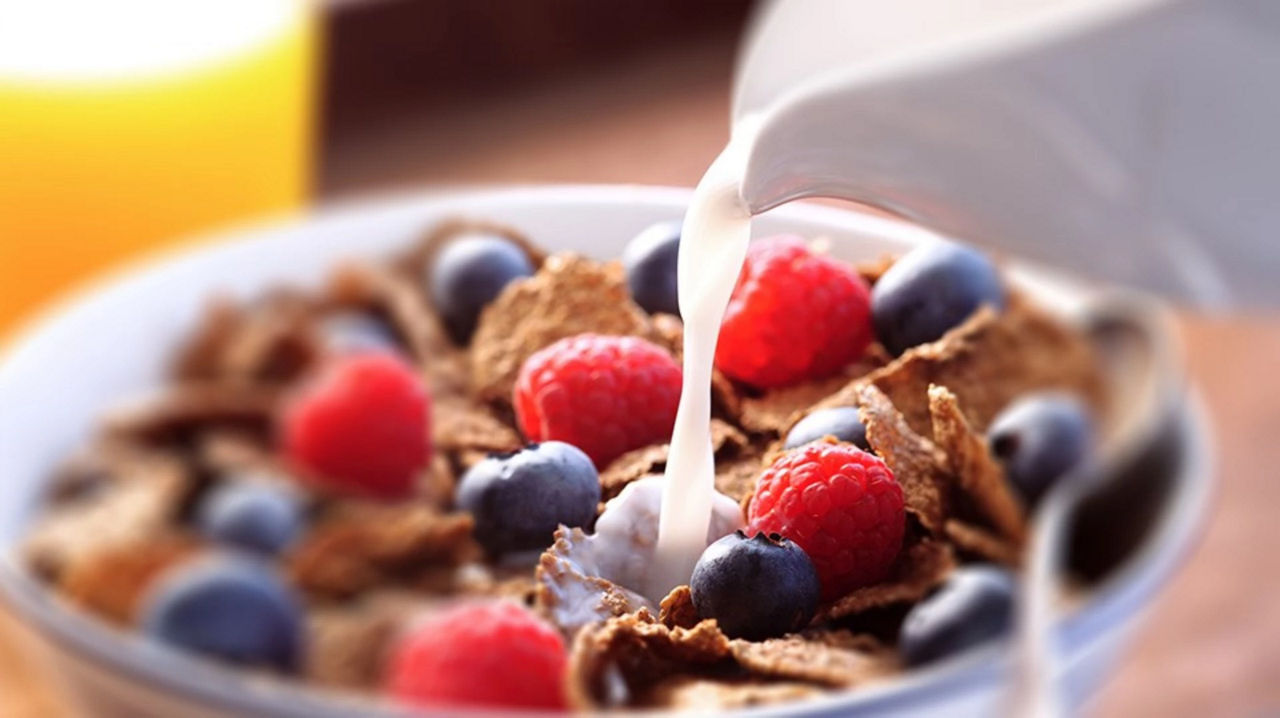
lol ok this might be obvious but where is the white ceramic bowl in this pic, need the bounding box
[0,186,1211,717]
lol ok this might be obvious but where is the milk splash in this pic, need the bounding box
[650,120,760,597]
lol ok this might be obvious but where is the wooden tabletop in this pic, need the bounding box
[3,35,1278,718]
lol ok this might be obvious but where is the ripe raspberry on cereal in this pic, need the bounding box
[748,442,905,599]
[714,236,874,389]
[514,333,681,468]
[281,353,431,499]
[386,600,567,710]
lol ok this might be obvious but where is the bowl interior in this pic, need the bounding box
[0,186,1094,544]
[0,185,1203,717]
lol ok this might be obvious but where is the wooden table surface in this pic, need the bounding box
[3,36,1278,717]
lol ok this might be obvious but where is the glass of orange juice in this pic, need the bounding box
[0,0,316,332]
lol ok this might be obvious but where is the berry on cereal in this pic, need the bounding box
[690,530,820,640]
[622,220,682,317]
[456,441,601,556]
[784,407,870,451]
[748,443,905,600]
[871,241,1005,356]
[387,600,567,710]
[900,565,1016,666]
[281,353,431,499]
[987,393,1094,507]
[196,478,305,555]
[140,556,303,672]
[429,234,535,344]
[714,236,874,389]
[514,334,681,468]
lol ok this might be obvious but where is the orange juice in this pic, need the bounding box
[0,1,315,331]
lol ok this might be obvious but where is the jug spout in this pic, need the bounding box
[736,0,1280,307]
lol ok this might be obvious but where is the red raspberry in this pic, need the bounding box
[387,600,567,710]
[714,236,873,389]
[281,353,430,499]
[515,334,681,468]
[748,443,904,600]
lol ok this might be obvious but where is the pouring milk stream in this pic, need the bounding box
[650,121,758,597]
[652,0,1280,712]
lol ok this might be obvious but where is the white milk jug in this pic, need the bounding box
[735,0,1280,306]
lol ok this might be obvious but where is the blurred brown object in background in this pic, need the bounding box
[324,0,752,141]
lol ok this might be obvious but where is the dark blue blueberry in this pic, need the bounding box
[429,235,535,343]
[988,394,1094,507]
[196,480,304,555]
[321,312,402,356]
[622,221,682,317]
[784,407,869,450]
[900,565,1015,666]
[871,242,1005,356]
[456,441,601,556]
[141,556,303,672]
[690,531,820,640]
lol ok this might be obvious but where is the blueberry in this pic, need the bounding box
[622,221,682,317]
[690,531,820,640]
[871,242,1005,356]
[784,407,869,450]
[900,565,1015,666]
[196,479,304,555]
[321,312,402,355]
[456,441,601,556]
[141,556,303,672]
[988,394,1094,507]
[429,235,535,343]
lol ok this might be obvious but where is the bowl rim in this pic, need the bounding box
[0,184,1214,717]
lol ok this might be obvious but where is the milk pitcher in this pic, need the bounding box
[735,0,1280,306]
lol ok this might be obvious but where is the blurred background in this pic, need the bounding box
[1,1,1277,716]
[0,0,752,333]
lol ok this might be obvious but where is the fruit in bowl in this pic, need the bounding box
[0,189,1203,716]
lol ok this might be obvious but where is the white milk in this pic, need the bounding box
[651,119,762,596]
